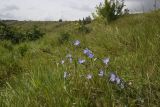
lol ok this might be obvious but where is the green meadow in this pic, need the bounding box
[0,10,160,107]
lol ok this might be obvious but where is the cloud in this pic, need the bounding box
[0,0,160,21]
[2,5,19,11]
[69,4,92,12]
[0,13,16,19]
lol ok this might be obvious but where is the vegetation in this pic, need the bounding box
[0,9,160,107]
[94,0,124,22]
[0,22,45,44]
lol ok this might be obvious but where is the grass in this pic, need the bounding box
[0,10,160,107]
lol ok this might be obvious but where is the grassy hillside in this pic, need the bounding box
[0,11,160,107]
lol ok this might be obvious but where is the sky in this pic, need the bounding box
[0,0,160,21]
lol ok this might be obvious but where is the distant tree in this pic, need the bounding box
[84,16,92,24]
[94,0,125,22]
[81,16,92,25]
[59,19,63,22]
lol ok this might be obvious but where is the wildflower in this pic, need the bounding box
[109,72,116,82]
[115,77,121,85]
[83,48,91,54]
[86,74,92,80]
[109,72,125,89]
[98,70,104,77]
[74,40,80,46]
[66,54,72,63]
[88,53,94,58]
[64,72,67,79]
[103,58,110,65]
[120,82,125,89]
[78,59,85,64]
[61,60,65,64]
[69,58,72,63]
[83,48,94,58]
[64,71,70,79]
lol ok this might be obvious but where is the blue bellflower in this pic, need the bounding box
[109,72,116,82]
[83,48,94,58]
[103,58,110,65]
[74,40,80,46]
[78,59,85,64]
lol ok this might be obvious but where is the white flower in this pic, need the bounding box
[86,74,92,80]
[61,60,65,64]
[109,72,116,82]
[98,70,104,77]
[103,58,110,65]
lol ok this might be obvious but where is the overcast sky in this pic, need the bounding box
[0,0,160,21]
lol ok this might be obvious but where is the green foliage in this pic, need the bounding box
[78,23,91,34]
[18,44,28,57]
[0,22,45,44]
[58,32,70,44]
[0,10,160,106]
[95,0,124,22]
[26,25,45,41]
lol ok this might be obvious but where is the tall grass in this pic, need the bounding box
[0,11,160,107]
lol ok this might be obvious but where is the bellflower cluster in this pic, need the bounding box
[61,39,126,90]
[109,72,125,89]
[83,48,94,58]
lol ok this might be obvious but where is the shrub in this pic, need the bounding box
[59,19,63,22]
[81,16,92,25]
[58,32,70,44]
[0,22,45,44]
[18,44,28,57]
[26,25,45,41]
[95,0,124,22]
[78,24,91,34]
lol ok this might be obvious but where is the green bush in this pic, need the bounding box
[18,44,28,57]
[80,16,92,25]
[58,32,70,44]
[0,22,45,44]
[95,0,124,22]
[78,24,90,34]
[26,25,45,41]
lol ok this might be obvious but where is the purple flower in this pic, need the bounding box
[78,59,85,64]
[109,72,125,89]
[83,48,94,58]
[103,58,110,65]
[88,53,94,58]
[109,72,116,82]
[98,70,104,77]
[83,48,91,54]
[74,40,80,46]
[86,74,92,80]
[115,77,121,85]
